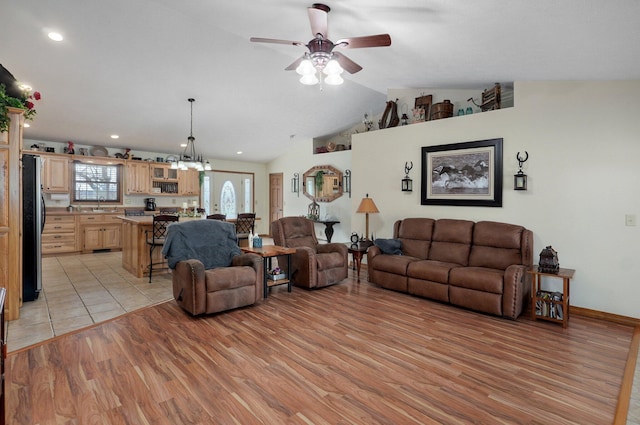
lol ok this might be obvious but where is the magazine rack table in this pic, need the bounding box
[528,265,575,328]
[241,245,296,298]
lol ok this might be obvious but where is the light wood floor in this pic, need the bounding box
[6,265,637,424]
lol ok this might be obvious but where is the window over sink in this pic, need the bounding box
[72,161,122,203]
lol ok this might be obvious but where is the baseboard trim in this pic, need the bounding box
[571,305,640,327]
[613,326,640,425]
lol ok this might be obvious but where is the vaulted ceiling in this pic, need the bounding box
[2,0,639,163]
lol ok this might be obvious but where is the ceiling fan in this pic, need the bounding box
[250,3,391,85]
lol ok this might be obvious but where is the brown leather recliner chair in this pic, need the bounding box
[162,220,263,315]
[271,216,348,289]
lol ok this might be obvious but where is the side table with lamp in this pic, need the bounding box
[352,194,379,282]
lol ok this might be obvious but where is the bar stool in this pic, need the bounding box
[206,214,226,221]
[235,213,256,247]
[146,214,179,282]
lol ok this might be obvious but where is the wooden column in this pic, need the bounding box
[1,107,24,320]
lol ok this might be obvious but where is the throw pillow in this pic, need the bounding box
[375,238,403,255]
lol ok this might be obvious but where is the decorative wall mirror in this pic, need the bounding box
[303,165,343,202]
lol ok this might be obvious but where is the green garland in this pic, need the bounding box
[0,84,39,133]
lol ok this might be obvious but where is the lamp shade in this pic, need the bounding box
[356,195,379,214]
[356,194,379,241]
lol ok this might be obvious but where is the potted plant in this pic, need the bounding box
[0,83,41,133]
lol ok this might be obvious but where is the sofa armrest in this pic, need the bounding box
[502,264,531,320]
[317,243,348,256]
[232,253,264,301]
[173,259,207,315]
[290,246,316,288]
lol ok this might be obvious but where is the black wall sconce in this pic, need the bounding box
[402,161,413,192]
[291,172,300,196]
[514,151,528,190]
[343,169,351,198]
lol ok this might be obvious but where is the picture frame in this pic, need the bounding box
[414,95,432,122]
[421,138,503,207]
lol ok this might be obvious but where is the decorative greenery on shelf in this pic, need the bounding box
[0,83,41,133]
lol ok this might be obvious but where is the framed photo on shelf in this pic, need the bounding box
[421,138,503,207]
[414,94,432,122]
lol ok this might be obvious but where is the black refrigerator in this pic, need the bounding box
[22,153,45,301]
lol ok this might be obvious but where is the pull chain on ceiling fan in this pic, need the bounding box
[250,3,391,86]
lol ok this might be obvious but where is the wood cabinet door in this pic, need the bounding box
[179,168,199,195]
[102,224,121,249]
[43,157,69,193]
[126,162,150,194]
[83,226,102,251]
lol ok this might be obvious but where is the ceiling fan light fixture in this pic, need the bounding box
[300,73,319,85]
[324,73,344,85]
[323,59,343,76]
[296,58,315,75]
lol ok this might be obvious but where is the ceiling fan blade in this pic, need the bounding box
[250,37,304,46]
[308,4,329,38]
[334,34,392,49]
[285,56,305,71]
[332,52,362,74]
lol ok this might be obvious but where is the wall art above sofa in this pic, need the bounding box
[421,138,503,207]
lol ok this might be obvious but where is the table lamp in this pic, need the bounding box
[356,193,379,240]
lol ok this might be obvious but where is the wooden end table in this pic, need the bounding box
[527,265,575,328]
[241,245,296,298]
[347,244,369,282]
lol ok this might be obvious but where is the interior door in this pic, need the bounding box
[269,173,283,232]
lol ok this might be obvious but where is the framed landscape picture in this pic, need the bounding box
[421,138,503,207]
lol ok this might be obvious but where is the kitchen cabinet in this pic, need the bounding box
[125,161,150,194]
[150,163,179,194]
[42,155,70,193]
[179,168,200,196]
[42,215,77,254]
[121,220,137,273]
[80,214,122,252]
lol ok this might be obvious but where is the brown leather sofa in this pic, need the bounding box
[367,218,533,319]
[271,217,348,289]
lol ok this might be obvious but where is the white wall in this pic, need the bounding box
[350,81,640,319]
[268,139,353,243]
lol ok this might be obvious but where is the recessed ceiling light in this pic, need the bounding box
[47,32,64,41]
[23,123,30,128]
[110,134,119,139]
[19,84,32,91]
[237,151,243,155]
[180,143,187,148]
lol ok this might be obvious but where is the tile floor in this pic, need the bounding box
[7,251,173,352]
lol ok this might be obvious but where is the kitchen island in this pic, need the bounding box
[119,215,203,278]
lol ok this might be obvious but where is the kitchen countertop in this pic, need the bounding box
[117,215,204,224]
[46,208,154,216]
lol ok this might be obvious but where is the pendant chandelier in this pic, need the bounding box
[171,98,211,171]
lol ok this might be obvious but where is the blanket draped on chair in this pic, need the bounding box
[162,220,241,269]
